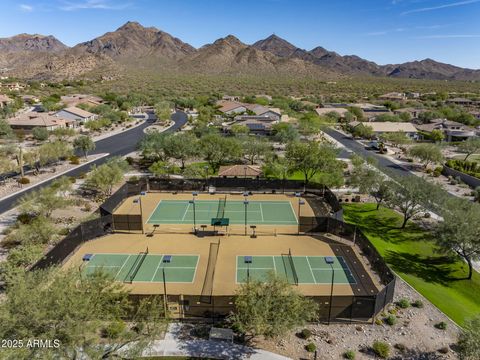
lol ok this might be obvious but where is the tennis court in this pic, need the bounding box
[236,255,356,285]
[83,253,199,283]
[147,199,298,225]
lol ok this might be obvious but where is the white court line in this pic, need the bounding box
[150,255,165,282]
[288,201,299,223]
[181,203,190,221]
[272,255,277,275]
[114,254,132,280]
[305,257,317,283]
[259,203,264,221]
[146,200,163,224]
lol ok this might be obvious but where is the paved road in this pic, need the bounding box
[0,111,187,214]
[325,127,413,178]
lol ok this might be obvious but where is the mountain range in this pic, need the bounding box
[0,21,479,81]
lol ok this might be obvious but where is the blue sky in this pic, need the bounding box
[0,0,479,68]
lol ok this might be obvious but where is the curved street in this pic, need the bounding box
[0,111,188,214]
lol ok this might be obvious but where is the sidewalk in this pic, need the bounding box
[138,323,291,360]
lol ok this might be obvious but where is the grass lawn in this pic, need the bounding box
[343,203,480,326]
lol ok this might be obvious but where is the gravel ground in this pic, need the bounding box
[254,278,460,360]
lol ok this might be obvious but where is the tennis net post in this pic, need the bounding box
[288,248,299,285]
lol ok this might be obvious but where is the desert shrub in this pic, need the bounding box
[343,349,355,359]
[385,315,397,326]
[394,343,407,352]
[375,318,383,325]
[18,177,30,185]
[17,213,33,225]
[435,321,447,330]
[102,320,126,339]
[412,300,424,308]
[126,156,135,165]
[397,298,410,309]
[69,155,80,165]
[438,346,449,354]
[299,328,312,339]
[372,341,390,359]
[305,342,316,352]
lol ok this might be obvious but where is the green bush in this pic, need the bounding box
[299,328,312,339]
[305,342,316,352]
[397,298,410,309]
[412,300,424,308]
[385,315,397,326]
[375,318,383,325]
[446,159,480,179]
[18,177,30,185]
[17,213,33,224]
[343,349,356,359]
[435,321,447,330]
[372,341,390,359]
[102,320,126,339]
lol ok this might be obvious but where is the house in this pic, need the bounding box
[21,95,40,105]
[222,95,240,102]
[393,108,426,119]
[350,121,418,139]
[414,119,476,142]
[55,106,98,124]
[245,104,281,121]
[7,113,75,133]
[315,107,351,119]
[0,94,13,108]
[469,111,480,120]
[61,94,103,108]
[218,164,263,178]
[378,92,406,101]
[1,82,26,92]
[216,100,247,115]
[224,117,276,135]
[405,92,421,99]
[446,98,474,106]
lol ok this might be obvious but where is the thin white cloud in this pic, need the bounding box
[401,0,480,15]
[365,28,406,36]
[59,0,131,11]
[19,4,34,12]
[415,34,480,38]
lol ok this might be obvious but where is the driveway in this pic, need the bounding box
[0,111,188,214]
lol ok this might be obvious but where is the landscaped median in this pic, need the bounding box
[342,203,480,326]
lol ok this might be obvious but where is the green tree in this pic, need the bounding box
[0,268,167,360]
[271,123,299,143]
[139,131,168,161]
[149,161,178,178]
[85,158,129,197]
[73,135,96,159]
[386,176,435,228]
[379,132,411,148]
[51,127,76,141]
[347,106,364,121]
[18,178,72,218]
[230,273,318,339]
[199,134,242,171]
[430,129,445,143]
[230,124,250,136]
[0,118,14,139]
[409,144,444,169]
[38,141,73,166]
[435,200,480,280]
[242,137,271,165]
[5,216,56,246]
[263,156,291,181]
[285,141,341,184]
[163,132,199,169]
[458,137,480,161]
[155,101,172,122]
[351,124,374,139]
[457,315,480,359]
[298,112,323,134]
[31,127,49,142]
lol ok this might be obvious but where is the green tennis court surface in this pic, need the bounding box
[147,200,298,225]
[84,253,199,283]
[236,255,356,284]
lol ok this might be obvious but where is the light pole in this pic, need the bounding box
[298,199,305,235]
[190,192,198,234]
[243,165,248,191]
[243,197,249,236]
[325,256,335,325]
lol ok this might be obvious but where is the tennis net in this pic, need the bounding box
[125,247,149,283]
[216,196,227,219]
[288,249,299,285]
